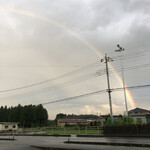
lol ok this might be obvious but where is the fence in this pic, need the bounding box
[23,126,103,135]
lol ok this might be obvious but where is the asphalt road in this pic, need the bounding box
[0,136,150,150]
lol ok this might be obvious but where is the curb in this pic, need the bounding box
[77,134,150,138]
[0,138,16,141]
[64,141,150,148]
[0,134,71,137]
[31,145,79,150]
[0,134,150,138]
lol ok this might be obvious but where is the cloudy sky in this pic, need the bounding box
[0,0,150,119]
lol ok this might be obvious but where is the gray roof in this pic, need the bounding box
[129,113,150,117]
[58,119,87,123]
[0,122,19,125]
[128,108,150,113]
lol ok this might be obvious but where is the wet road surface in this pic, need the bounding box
[0,136,149,150]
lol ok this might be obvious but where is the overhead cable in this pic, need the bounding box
[42,89,107,105]
[41,84,150,106]
[0,61,101,93]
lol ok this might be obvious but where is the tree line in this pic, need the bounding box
[0,104,48,127]
[55,113,99,120]
[48,113,100,126]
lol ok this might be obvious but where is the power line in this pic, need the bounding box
[42,89,107,105]
[1,55,149,96]
[41,84,150,106]
[1,50,149,94]
[95,61,150,78]
[0,64,105,102]
[5,60,148,96]
[113,59,150,69]
[107,46,150,57]
[112,50,150,61]
[110,62,150,73]
[0,61,101,93]
[0,65,87,68]
[112,84,150,92]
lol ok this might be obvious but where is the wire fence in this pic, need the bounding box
[23,126,103,135]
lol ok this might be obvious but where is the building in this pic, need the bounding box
[57,119,88,127]
[128,108,150,123]
[0,122,19,132]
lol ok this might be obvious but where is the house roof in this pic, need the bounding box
[0,122,19,125]
[58,119,87,123]
[128,108,150,114]
[129,113,150,117]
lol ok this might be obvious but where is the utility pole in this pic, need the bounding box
[115,45,128,116]
[101,54,113,124]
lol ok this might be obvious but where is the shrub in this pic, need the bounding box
[105,116,133,126]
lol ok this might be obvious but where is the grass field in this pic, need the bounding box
[45,129,103,135]
[23,127,103,135]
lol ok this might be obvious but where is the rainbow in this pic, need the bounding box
[110,65,136,108]
[1,6,136,108]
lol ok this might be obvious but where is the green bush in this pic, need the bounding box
[105,116,133,126]
[104,124,150,135]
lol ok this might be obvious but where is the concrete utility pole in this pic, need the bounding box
[115,45,128,116]
[101,54,113,124]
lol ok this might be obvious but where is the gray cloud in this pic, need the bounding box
[0,0,150,119]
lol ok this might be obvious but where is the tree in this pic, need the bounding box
[105,116,133,126]
[0,104,48,128]
[36,104,48,126]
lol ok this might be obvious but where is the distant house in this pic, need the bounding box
[128,108,150,123]
[57,119,88,127]
[0,122,19,132]
[95,116,105,126]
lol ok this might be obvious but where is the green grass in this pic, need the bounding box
[23,127,103,135]
[45,128,103,135]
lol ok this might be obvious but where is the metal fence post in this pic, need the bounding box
[52,127,53,134]
[78,126,80,134]
[85,126,87,134]
[64,127,66,134]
